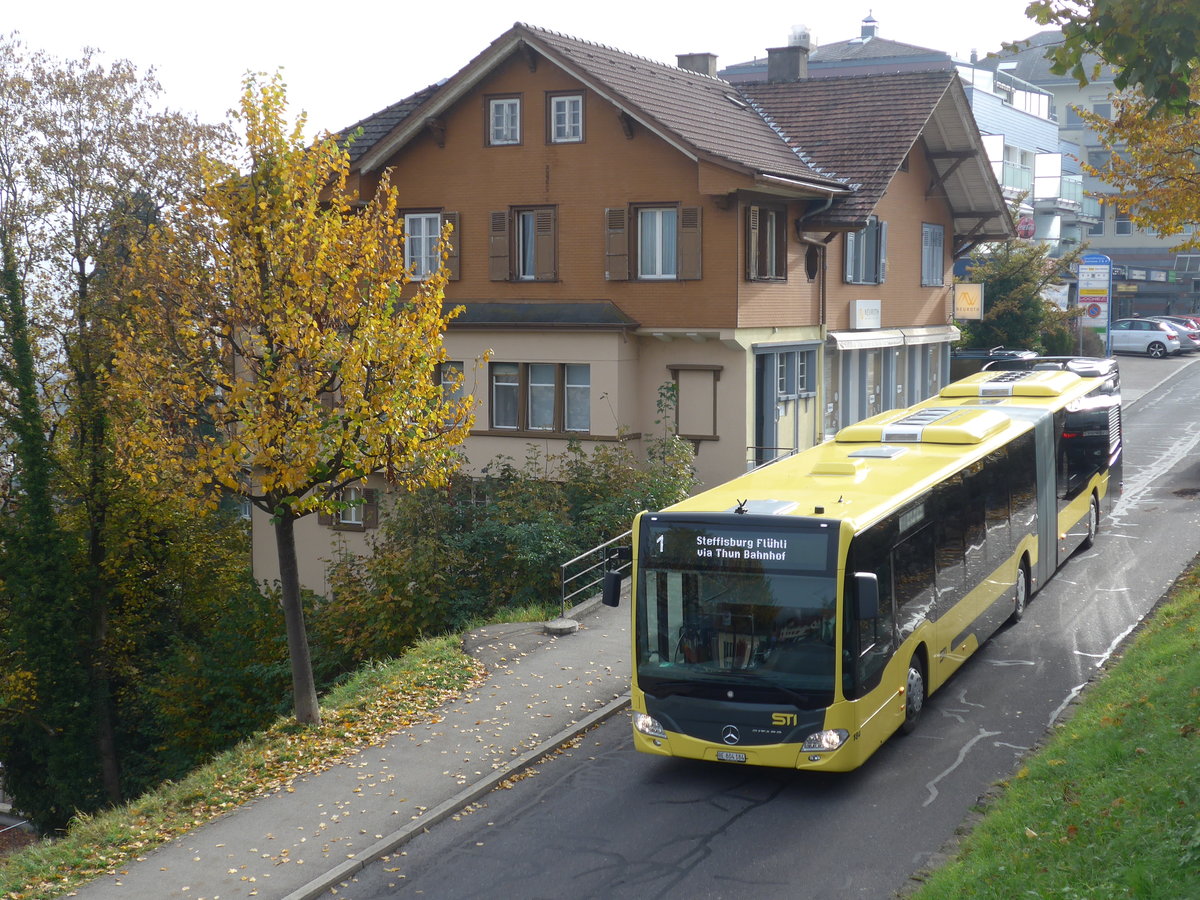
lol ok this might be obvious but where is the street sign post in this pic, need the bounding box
[1078,253,1113,354]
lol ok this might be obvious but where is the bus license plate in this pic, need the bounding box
[716,751,747,763]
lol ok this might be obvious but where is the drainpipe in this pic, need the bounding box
[794,195,835,327]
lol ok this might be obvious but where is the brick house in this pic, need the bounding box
[251,23,1011,593]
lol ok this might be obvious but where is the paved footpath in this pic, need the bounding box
[73,599,630,900]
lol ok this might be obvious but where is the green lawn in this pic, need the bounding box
[911,567,1200,899]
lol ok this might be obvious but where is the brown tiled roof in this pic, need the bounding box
[743,71,1011,238]
[350,23,848,192]
[333,83,443,165]
[524,25,845,188]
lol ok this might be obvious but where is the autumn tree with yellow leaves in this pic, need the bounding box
[114,74,473,726]
[1079,75,1200,249]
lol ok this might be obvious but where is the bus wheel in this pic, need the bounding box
[1009,560,1030,624]
[901,656,925,735]
[1081,494,1100,550]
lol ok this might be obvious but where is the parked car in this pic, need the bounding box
[1110,318,1182,358]
[1147,317,1200,353]
[1153,314,1200,337]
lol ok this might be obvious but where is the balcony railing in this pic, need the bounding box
[1080,194,1103,221]
[996,161,1033,193]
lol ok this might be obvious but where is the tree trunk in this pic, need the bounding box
[273,511,322,725]
[75,260,123,806]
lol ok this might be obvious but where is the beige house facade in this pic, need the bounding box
[252,24,1011,593]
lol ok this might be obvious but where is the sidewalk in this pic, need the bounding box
[73,599,631,900]
[69,351,1194,900]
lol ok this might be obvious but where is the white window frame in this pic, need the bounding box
[638,207,678,280]
[515,210,537,281]
[404,212,441,279]
[338,486,364,526]
[564,364,590,432]
[489,97,520,146]
[491,362,520,429]
[777,352,796,399]
[921,223,945,287]
[488,362,591,433]
[550,94,583,143]
[528,363,557,431]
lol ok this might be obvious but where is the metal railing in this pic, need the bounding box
[560,530,631,617]
[745,445,801,471]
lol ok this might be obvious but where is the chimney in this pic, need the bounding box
[767,41,809,83]
[676,53,718,77]
[861,13,879,39]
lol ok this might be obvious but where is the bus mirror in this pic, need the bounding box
[854,572,880,620]
[606,545,633,567]
[602,570,624,607]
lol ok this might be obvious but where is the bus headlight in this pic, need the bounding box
[633,713,666,739]
[802,729,848,751]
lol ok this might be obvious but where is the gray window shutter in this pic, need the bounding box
[678,206,702,281]
[604,208,629,281]
[534,207,556,281]
[746,206,760,280]
[442,211,460,281]
[489,211,510,281]
[878,220,888,283]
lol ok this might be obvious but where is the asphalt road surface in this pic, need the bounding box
[341,362,1200,900]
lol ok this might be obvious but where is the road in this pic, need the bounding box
[340,361,1200,899]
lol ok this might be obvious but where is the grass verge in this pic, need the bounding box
[912,568,1200,899]
[0,635,484,900]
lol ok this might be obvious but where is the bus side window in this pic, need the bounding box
[894,524,936,640]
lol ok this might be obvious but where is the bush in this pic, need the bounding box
[317,435,696,670]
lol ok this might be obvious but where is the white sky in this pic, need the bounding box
[9,1,1049,134]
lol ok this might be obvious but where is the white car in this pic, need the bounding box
[1110,318,1181,358]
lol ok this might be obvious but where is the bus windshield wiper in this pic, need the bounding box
[638,678,708,699]
[713,671,823,707]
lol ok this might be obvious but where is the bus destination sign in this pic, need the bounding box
[643,517,832,573]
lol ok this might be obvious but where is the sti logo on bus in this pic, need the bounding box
[772,713,798,727]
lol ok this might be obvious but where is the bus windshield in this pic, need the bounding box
[636,516,839,708]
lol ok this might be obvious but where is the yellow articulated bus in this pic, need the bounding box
[603,357,1121,771]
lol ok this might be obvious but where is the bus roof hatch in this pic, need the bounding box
[836,407,1009,444]
[940,368,1079,398]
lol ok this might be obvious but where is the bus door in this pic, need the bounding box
[846,525,901,740]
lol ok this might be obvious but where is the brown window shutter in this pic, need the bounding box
[678,206,702,281]
[363,489,380,529]
[746,206,760,280]
[488,211,510,281]
[534,207,556,281]
[604,207,629,281]
[442,211,460,281]
[318,509,333,527]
